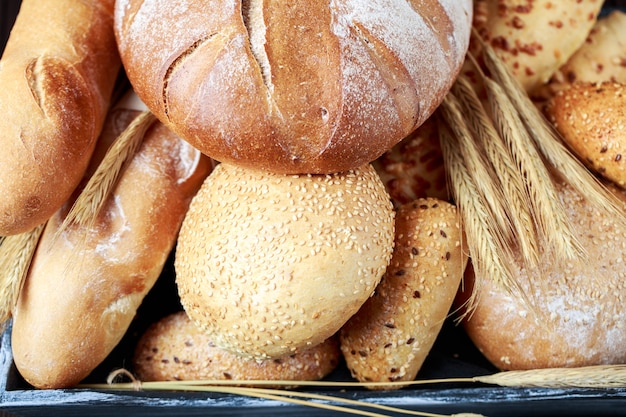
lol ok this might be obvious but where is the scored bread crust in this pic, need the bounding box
[11,93,213,389]
[0,0,121,235]
[114,0,472,174]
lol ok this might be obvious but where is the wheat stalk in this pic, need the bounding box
[477,35,626,232]
[80,365,626,417]
[482,76,585,262]
[0,223,45,330]
[57,111,156,235]
[437,116,518,313]
[451,75,540,269]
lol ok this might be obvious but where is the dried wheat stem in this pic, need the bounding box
[0,223,45,330]
[57,111,156,235]
[477,38,626,230]
[483,77,585,262]
[437,118,517,313]
[452,75,540,268]
[438,93,512,243]
[476,365,626,389]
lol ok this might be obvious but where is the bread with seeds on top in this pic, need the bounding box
[133,311,341,386]
[339,198,467,388]
[175,162,395,360]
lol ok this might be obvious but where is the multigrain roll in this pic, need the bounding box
[545,81,626,188]
[175,163,395,360]
[460,180,626,370]
[133,311,341,386]
[114,0,472,174]
[0,0,121,235]
[472,0,603,94]
[340,199,466,388]
[11,91,213,389]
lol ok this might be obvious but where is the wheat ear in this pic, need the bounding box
[57,111,156,235]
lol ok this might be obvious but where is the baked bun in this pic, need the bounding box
[460,180,626,370]
[372,116,449,207]
[114,0,472,174]
[175,163,395,360]
[472,0,603,94]
[133,311,341,386]
[545,81,626,188]
[340,198,466,388]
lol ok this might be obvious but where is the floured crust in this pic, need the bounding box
[461,180,626,370]
[133,311,341,385]
[114,0,472,174]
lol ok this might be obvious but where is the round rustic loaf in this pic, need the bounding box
[460,180,626,370]
[175,162,395,360]
[133,311,341,385]
[113,0,472,174]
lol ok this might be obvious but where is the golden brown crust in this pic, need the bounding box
[461,180,626,370]
[114,0,472,174]
[340,198,467,388]
[545,81,626,188]
[536,10,626,101]
[372,117,449,207]
[0,0,121,235]
[11,92,213,389]
[133,311,341,386]
[472,0,603,94]
[175,163,395,360]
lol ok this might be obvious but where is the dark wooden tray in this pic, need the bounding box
[1,1,626,416]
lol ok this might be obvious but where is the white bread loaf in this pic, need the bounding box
[0,0,121,235]
[114,0,472,174]
[11,92,213,389]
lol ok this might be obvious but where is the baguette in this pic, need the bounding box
[0,0,121,236]
[11,91,213,389]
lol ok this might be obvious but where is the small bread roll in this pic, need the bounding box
[340,198,466,388]
[472,0,603,93]
[545,81,626,188]
[460,180,626,370]
[175,163,395,360]
[372,117,449,208]
[553,11,626,86]
[534,10,626,102]
[133,311,341,386]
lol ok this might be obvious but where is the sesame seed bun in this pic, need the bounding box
[175,163,395,360]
